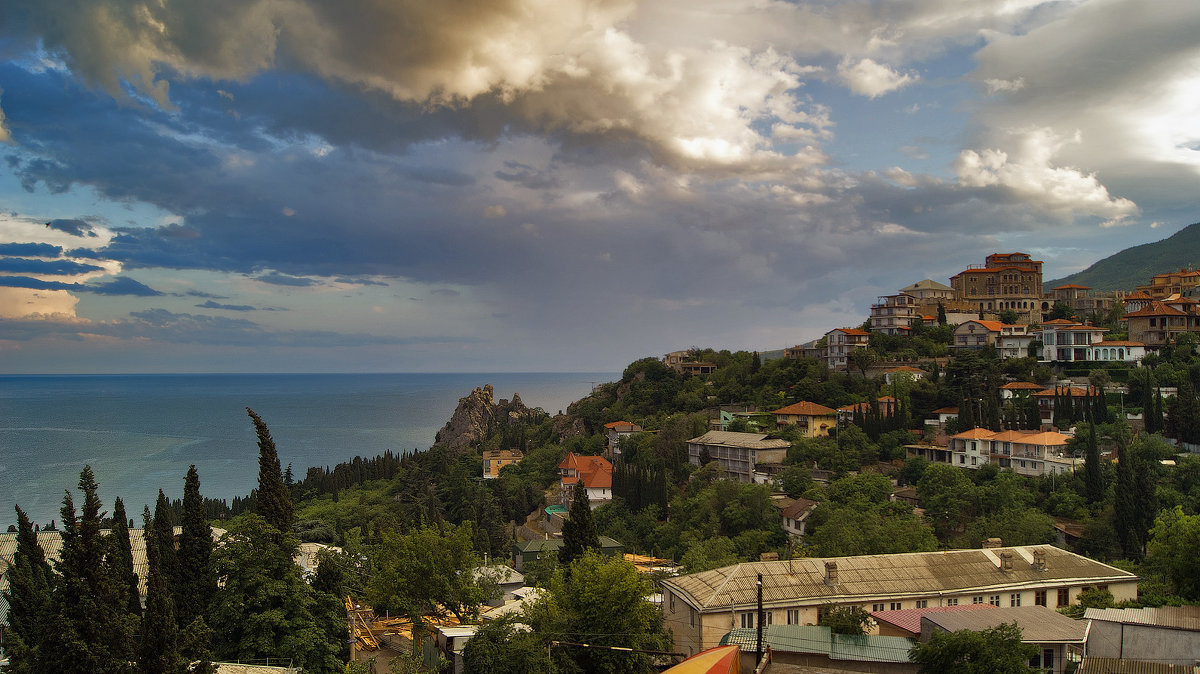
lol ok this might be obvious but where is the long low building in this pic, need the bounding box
[660,544,1136,657]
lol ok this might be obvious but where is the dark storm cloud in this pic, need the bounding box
[0,242,63,257]
[0,274,162,296]
[195,300,257,311]
[255,272,319,287]
[44,219,97,237]
[0,257,104,275]
[494,161,561,190]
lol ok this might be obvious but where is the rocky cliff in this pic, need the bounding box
[434,384,543,454]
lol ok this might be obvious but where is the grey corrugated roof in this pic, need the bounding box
[923,605,1087,643]
[720,625,915,663]
[662,545,1135,612]
[1076,657,1200,674]
[1085,606,1200,631]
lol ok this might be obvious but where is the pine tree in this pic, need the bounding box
[176,465,215,634]
[246,407,294,533]
[109,497,143,617]
[140,506,183,674]
[3,506,55,673]
[560,483,599,567]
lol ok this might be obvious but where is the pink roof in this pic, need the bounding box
[871,604,997,635]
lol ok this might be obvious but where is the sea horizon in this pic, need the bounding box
[1,371,616,529]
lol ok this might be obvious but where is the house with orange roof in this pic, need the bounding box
[1122,290,1154,313]
[947,428,1077,476]
[1136,267,1200,299]
[836,396,898,423]
[999,381,1045,399]
[558,452,613,505]
[953,320,1033,359]
[769,401,837,437]
[482,448,524,479]
[603,420,643,459]
[824,327,871,370]
[1032,387,1099,426]
[1121,301,1200,349]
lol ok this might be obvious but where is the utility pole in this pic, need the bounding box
[756,573,764,666]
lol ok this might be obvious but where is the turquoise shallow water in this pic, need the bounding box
[0,372,612,528]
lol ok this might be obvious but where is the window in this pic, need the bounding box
[946,598,958,607]
[972,596,984,605]
[1057,589,1070,607]
[971,456,977,466]
[1035,590,1047,607]
[915,600,928,609]
[1010,593,1021,607]
[959,455,966,464]
[1042,649,1054,671]
[890,602,902,611]
[740,612,755,629]
[872,603,885,612]
[989,595,1001,607]
[787,609,801,625]
[669,592,675,612]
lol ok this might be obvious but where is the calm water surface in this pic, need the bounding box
[0,372,612,528]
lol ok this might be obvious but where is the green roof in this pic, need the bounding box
[720,625,915,664]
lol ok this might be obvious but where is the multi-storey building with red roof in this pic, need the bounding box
[1122,300,1200,350]
[769,401,837,437]
[952,320,1033,359]
[1136,267,1200,299]
[950,252,1043,323]
[824,327,870,371]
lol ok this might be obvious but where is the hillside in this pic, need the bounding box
[1046,221,1200,291]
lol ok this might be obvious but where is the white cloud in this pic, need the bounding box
[983,77,1025,94]
[837,58,917,98]
[954,127,1138,224]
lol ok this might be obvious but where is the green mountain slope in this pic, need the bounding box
[1046,221,1200,291]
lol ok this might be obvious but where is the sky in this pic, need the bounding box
[0,0,1197,374]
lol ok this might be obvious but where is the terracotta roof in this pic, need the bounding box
[1123,301,1190,318]
[603,420,642,432]
[1093,340,1144,347]
[662,545,1135,612]
[1124,290,1152,299]
[780,499,819,519]
[1012,431,1071,446]
[1032,386,1096,397]
[1052,284,1092,290]
[931,407,959,414]
[834,327,871,336]
[871,604,996,636]
[953,428,996,439]
[1042,319,1080,325]
[885,366,925,373]
[558,452,613,490]
[771,401,837,417]
[1000,381,1044,390]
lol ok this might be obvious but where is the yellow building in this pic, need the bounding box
[769,401,837,437]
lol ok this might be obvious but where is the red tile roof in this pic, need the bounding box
[559,452,613,490]
[834,327,871,336]
[1123,301,1190,318]
[771,401,837,417]
[1052,284,1092,290]
[1000,381,1044,390]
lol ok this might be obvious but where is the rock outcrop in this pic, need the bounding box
[434,384,541,454]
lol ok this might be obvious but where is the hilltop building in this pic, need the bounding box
[950,252,1044,323]
[825,327,871,371]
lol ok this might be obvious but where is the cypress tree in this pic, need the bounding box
[560,483,599,568]
[246,407,294,533]
[152,490,178,591]
[3,506,55,673]
[1084,422,1105,505]
[1114,442,1142,559]
[176,465,215,633]
[109,497,143,617]
[139,506,183,674]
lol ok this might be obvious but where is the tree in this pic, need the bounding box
[2,506,55,673]
[819,605,873,636]
[560,483,599,567]
[936,302,948,326]
[247,407,294,533]
[209,515,342,673]
[1145,506,1200,602]
[461,616,552,674]
[140,506,183,674]
[176,465,215,632]
[366,523,488,625]
[917,464,976,541]
[849,347,878,378]
[998,309,1020,325]
[1083,423,1105,505]
[909,622,1037,674]
[525,552,671,673]
[1047,301,1076,321]
[109,497,143,617]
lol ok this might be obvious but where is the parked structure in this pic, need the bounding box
[660,544,1136,656]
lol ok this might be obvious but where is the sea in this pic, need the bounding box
[0,372,615,529]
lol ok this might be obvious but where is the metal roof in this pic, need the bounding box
[922,605,1087,643]
[1077,657,1200,674]
[1085,606,1200,632]
[720,625,915,663]
[662,545,1136,612]
[686,431,790,450]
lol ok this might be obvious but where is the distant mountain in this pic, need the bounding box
[1045,221,1200,291]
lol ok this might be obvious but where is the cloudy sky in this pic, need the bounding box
[0,0,1197,374]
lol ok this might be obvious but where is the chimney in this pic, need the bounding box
[982,538,1003,549]
[1032,550,1046,571]
[999,552,1013,571]
[825,561,838,584]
